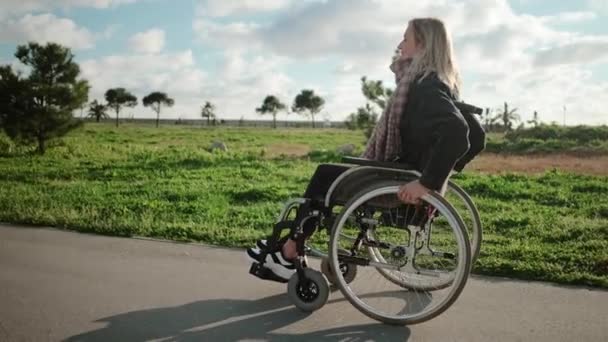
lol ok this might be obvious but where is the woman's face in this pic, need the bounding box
[398,24,421,59]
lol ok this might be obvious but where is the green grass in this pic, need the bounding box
[1,123,607,287]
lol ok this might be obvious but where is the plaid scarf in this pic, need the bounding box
[361,56,414,162]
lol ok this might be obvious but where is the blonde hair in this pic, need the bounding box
[407,18,461,96]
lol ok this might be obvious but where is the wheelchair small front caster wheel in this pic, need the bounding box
[287,268,329,312]
[321,249,357,286]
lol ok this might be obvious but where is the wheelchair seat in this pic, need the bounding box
[341,156,414,170]
[325,161,422,208]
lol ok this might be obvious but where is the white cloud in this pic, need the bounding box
[196,0,291,17]
[80,50,205,98]
[469,63,608,125]
[80,52,205,119]
[540,11,598,23]
[205,51,295,119]
[193,17,262,51]
[588,0,608,15]
[98,24,121,40]
[129,28,165,54]
[534,39,608,67]
[191,0,608,124]
[80,49,298,120]
[5,0,604,124]
[0,0,137,19]
[323,74,366,120]
[258,0,400,60]
[66,0,137,8]
[0,13,94,49]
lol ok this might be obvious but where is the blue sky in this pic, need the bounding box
[1,0,607,125]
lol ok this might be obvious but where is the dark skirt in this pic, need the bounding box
[303,163,352,209]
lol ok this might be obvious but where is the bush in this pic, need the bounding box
[506,125,608,144]
[493,124,608,154]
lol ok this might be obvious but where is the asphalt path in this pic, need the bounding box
[1,224,606,341]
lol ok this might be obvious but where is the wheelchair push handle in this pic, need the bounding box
[454,101,483,116]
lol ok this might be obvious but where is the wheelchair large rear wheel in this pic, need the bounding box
[328,181,471,325]
[443,180,482,265]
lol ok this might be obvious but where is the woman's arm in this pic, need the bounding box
[454,111,486,172]
[410,79,471,191]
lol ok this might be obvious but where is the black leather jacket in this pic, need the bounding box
[398,73,486,190]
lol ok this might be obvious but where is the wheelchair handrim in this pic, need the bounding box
[329,185,471,324]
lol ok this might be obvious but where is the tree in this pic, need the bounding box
[87,100,109,122]
[142,91,174,128]
[361,76,393,111]
[494,102,520,131]
[105,88,137,127]
[201,101,216,126]
[256,95,286,129]
[527,111,540,128]
[344,76,389,134]
[292,89,324,128]
[346,103,379,138]
[346,103,378,129]
[0,42,89,154]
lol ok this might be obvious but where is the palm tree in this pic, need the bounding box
[87,100,109,123]
[494,102,520,131]
[527,111,540,127]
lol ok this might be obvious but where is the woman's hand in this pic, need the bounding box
[398,180,430,205]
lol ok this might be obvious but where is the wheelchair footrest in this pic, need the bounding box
[249,262,289,283]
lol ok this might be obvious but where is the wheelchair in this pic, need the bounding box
[250,157,482,325]
[250,103,484,325]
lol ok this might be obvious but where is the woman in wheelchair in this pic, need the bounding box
[246,17,485,283]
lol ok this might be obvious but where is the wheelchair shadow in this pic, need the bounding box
[65,293,411,341]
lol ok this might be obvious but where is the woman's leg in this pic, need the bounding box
[303,163,353,206]
[282,163,352,259]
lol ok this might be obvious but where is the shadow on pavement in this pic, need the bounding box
[65,293,411,341]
